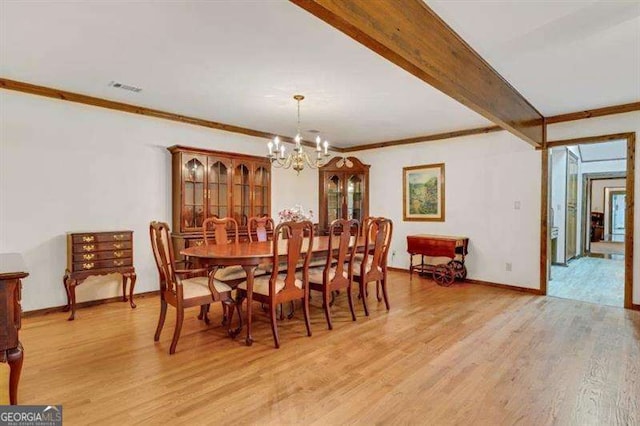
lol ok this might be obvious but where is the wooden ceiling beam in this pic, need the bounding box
[0,77,323,150]
[290,0,544,146]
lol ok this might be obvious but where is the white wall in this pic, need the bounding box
[592,178,626,213]
[0,91,322,311]
[547,111,640,305]
[355,131,542,290]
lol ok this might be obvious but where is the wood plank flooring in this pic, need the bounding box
[18,271,640,425]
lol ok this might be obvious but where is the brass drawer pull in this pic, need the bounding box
[113,260,124,266]
[194,240,204,247]
[113,251,124,258]
[83,262,95,270]
[82,236,95,242]
[113,234,126,240]
[113,243,123,249]
[83,245,95,251]
[83,254,95,260]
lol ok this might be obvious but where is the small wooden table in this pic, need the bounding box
[181,235,364,346]
[407,234,469,286]
[0,253,28,405]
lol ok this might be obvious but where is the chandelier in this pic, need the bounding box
[267,95,330,173]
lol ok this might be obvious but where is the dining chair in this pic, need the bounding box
[353,216,378,264]
[236,220,314,348]
[352,217,393,316]
[308,219,359,329]
[149,221,236,354]
[202,217,253,282]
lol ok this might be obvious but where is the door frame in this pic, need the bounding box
[608,189,626,237]
[565,149,579,262]
[540,132,636,309]
[581,173,626,255]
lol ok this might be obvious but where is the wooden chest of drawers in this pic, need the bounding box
[63,231,136,320]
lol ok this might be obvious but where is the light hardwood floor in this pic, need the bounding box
[19,271,640,425]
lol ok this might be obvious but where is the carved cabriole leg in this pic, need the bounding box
[360,280,369,317]
[67,279,77,321]
[154,298,167,341]
[121,274,128,302]
[302,292,312,337]
[197,305,205,321]
[128,273,137,308]
[376,280,382,302]
[224,298,235,337]
[409,254,413,279]
[62,271,71,312]
[381,277,390,311]
[7,343,24,405]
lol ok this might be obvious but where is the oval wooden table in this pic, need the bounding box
[181,235,364,346]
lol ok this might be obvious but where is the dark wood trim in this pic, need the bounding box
[540,132,635,309]
[540,147,549,294]
[465,279,545,295]
[390,267,544,295]
[632,303,640,311]
[344,102,639,153]
[0,77,323,150]
[341,126,502,152]
[546,102,640,124]
[290,0,544,146]
[545,132,632,149]
[22,290,160,318]
[167,144,268,162]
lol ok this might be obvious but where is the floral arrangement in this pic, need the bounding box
[278,205,314,223]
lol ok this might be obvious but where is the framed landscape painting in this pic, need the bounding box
[403,163,445,221]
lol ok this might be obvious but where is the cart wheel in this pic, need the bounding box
[450,260,467,280]
[433,264,455,287]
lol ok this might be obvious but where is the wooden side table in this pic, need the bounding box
[63,231,136,321]
[0,253,28,405]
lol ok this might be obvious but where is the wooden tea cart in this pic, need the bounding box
[407,234,469,286]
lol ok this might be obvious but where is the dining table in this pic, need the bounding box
[181,235,365,346]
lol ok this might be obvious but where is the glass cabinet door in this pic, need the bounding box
[327,174,343,224]
[233,162,251,226]
[253,164,270,217]
[182,155,206,230]
[207,158,229,219]
[346,174,364,222]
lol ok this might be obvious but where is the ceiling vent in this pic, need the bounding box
[108,81,142,93]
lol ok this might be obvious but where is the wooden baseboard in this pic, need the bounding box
[464,279,545,295]
[22,290,159,318]
[389,266,544,295]
[631,303,640,311]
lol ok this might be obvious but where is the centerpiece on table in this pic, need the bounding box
[278,205,314,223]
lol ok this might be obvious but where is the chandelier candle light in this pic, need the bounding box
[267,95,331,174]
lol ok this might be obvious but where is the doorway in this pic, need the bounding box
[544,136,634,308]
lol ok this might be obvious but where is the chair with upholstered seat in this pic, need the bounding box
[247,216,275,243]
[202,217,252,282]
[308,219,359,329]
[150,221,236,354]
[236,220,314,348]
[352,217,393,316]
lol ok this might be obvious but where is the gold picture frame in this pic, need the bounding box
[403,163,445,221]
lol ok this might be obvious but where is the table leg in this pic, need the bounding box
[67,278,77,321]
[128,272,137,309]
[242,265,257,346]
[7,343,23,405]
[121,274,128,302]
[62,272,71,312]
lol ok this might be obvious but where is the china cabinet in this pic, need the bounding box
[318,156,370,234]
[168,145,271,254]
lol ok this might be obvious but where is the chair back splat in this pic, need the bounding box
[203,217,239,245]
[248,216,275,242]
[272,221,314,296]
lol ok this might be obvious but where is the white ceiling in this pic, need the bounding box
[0,0,491,148]
[427,0,640,116]
[578,140,627,162]
[1,1,638,148]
